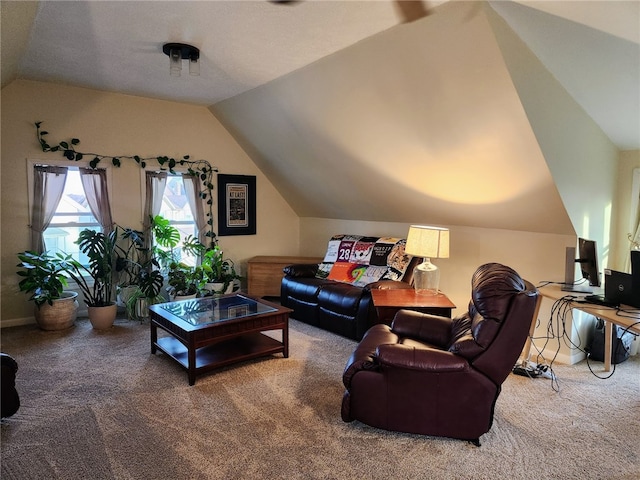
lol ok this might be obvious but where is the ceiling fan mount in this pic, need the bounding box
[269,0,432,23]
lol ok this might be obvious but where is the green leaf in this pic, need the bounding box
[40,130,48,136]
[183,155,190,160]
[168,158,176,169]
[141,161,146,168]
[71,138,80,145]
[60,141,69,149]
[65,150,75,160]
[112,157,121,167]
[90,158,100,168]
[75,153,83,161]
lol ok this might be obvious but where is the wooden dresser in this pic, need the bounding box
[247,255,323,298]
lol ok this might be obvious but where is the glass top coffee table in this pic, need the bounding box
[149,294,292,385]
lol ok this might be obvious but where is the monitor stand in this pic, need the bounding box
[560,283,592,294]
[561,245,593,293]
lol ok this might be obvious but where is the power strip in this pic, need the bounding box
[512,365,540,377]
[512,361,554,379]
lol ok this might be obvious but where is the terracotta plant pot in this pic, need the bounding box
[88,303,117,330]
[34,291,79,331]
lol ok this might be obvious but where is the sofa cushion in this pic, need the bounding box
[317,235,413,286]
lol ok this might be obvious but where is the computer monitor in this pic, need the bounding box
[561,238,600,292]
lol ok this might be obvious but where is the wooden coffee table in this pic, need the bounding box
[371,288,456,325]
[149,294,292,385]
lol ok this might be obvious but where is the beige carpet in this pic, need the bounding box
[1,316,639,480]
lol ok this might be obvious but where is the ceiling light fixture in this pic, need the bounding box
[162,43,200,77]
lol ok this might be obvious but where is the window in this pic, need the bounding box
[158,175,198,266]
[43,168,100,264]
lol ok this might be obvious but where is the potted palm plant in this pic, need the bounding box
[59,229,118,329]
[16,251,79,331]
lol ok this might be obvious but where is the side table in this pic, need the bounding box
[371,289,456,325]
[247,255,324,297]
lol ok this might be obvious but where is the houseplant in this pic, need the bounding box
[114,226,147,306]
[124,268,165,321]
[59,228,118,329]
[166,262,205,299]
[150,215,181,272]
[16,251,79,331]
[201,245,241,294]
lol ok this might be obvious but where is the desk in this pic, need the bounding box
[532,285,640,372]
[371,289,456,325]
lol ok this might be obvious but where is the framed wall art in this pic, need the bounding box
[217,174,256,236]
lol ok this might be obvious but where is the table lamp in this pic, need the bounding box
[405,225,450,295]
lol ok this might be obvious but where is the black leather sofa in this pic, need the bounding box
[280,235,419,340]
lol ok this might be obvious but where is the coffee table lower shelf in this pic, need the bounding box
[154,333,285,384]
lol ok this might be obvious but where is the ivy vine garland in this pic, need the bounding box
[35,122,218,245]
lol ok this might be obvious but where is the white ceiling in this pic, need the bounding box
[1,0,639,149]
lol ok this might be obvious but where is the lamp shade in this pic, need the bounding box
[405,225,449,259]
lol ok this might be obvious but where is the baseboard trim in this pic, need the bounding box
[525,346,586,366]
[1,317,36,328]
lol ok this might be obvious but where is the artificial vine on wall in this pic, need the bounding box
[34,122,218,245]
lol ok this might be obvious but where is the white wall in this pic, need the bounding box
[612,150,640,271]
[0,80,299,326]
[487,5,619,274]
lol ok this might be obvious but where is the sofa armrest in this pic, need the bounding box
[283,263,319,278]
[376,343,468,372]
[391,309,453,348]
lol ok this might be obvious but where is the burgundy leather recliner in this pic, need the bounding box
[341,263,540,445]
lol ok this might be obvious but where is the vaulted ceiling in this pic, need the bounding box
[2,1,638,235]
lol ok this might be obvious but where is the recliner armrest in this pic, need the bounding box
[342,324,398,388]
[282,263,319,278]
[1,353,18,371]
[376,344,468,372]
[391,310,453,348]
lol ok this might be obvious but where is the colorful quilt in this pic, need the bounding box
[315,234,413,287]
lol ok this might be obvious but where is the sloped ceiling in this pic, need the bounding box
[1,1,638,236]
[212,1,570,233]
